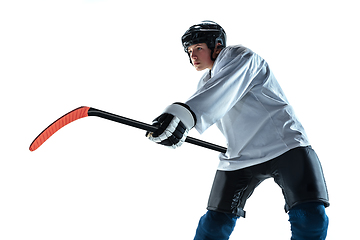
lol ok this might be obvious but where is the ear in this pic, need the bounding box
[212,43,223,59]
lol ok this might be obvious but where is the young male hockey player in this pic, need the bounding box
[147,21,330,240]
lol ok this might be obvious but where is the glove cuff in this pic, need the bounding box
[163,103,197,130]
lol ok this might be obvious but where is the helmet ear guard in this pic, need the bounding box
[215,37,225,48]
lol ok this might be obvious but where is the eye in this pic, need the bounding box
[188,46,202,54]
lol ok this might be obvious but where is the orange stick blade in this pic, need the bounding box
[29,106,90,152]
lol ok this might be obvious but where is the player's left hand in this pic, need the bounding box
[147,103,196,149]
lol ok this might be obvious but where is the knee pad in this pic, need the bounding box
[288,202,329,240]
[194,210,239,240]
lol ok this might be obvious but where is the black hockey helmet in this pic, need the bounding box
[181,20,226,62]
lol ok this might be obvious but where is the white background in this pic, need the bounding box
[1,0,359,239]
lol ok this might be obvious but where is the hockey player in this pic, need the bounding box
[148,21,329,240]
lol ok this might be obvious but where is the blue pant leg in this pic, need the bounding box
[194,210,239,240]
[288,202,329,240]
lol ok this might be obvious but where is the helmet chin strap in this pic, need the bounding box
[210,48,216,61]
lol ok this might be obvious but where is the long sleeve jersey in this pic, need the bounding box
[185,45,310,171]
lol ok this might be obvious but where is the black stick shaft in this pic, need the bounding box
[88,108,227,153]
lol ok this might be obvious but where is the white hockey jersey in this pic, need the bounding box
[185,45,310,171]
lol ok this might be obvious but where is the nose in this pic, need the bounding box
[190,51,197,60]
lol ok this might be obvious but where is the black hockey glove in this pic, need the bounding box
[147,103,197,149]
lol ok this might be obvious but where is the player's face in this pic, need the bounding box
[187,43,214,71]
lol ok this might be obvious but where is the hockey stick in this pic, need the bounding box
[29,106,227,153]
